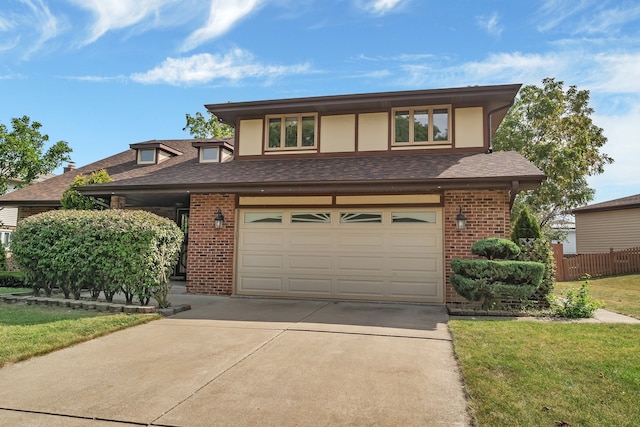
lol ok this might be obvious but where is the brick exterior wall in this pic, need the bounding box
[443,189,511,303]
[186,193,236,295]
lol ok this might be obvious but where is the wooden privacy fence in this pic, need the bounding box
[554,245,640,281]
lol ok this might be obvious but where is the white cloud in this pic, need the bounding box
[180,0,264,52]
[0,14,16,31]
[476,12,503,37]
[575,4,640,35]
[585,53,640,94]
[588,106,640,201]
[19,0,60,58]
[130,48,312,85]
[69,0,178,45]
[358,0,405,16]
[535,0,595,32]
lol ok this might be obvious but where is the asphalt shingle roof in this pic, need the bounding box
[0,138,545,206]
[573,194,640,213]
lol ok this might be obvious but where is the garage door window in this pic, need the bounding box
[244,212,283,223]
[392,212,437,223]
[340,212,382,223]
[291,213,331,223]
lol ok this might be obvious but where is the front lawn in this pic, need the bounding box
[0,287,31,294]
[450,321,640,427]
[555,274,640,319]
[0,304,158,367]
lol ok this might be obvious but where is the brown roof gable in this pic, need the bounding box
[573,194,640,214]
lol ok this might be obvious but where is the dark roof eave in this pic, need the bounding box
[0,200,61,208]
[206,84,522,125]
[77,175,544,197]
[573,204,640,214]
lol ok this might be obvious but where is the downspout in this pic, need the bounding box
[486,101,514,154]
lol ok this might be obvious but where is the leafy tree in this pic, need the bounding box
[0,116,72,194]
[183,111,234,139]
[61,169,113,210]
[493,78,613,230]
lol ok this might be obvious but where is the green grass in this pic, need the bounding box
[450,320,640,427]
[0,287,32,294]
[556,274,640,319]
[0,288,33,294]
[0,304,159,367]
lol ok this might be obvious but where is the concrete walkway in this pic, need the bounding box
[0,296,471,427]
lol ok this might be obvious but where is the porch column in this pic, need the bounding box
[110,195,126,209]
[186,193,236,295]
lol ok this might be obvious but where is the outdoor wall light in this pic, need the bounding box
[214,208,225,229]
[455,207,467,231]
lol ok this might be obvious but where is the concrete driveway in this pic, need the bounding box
[0,298,470,426]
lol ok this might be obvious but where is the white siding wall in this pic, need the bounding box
[575,208,640,253]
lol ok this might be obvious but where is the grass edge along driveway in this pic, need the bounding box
[450,320,640,427]
[0,304,158,368]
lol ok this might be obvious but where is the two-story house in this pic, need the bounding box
[0,84,545,304]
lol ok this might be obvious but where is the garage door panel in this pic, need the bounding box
[288,254,332,272]
[240,231,284,249]
[389,256,440,274]
[239,254,283,270]
[338,256,385,273]
[337,279,385,295]
[389,281,441,298]
[337,233,385,249]
[390,233,439,249]
[239,276,282,292]
[288,232,332,248]
[287,278,332,294]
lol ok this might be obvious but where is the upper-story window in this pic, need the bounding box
[138,148,156,164]
[392,106,450,145]
[266,114,317,150]
[200,147,219,163]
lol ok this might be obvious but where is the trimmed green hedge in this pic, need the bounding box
[0,271,26,287]
[451,259,544,308]
[471,237,520,260]
[10,210,183,307]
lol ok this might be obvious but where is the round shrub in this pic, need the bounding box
[471,238,520,260]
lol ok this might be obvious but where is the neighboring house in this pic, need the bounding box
[551,220,577,255]
[0,84,545,304]
[0,174,55,248]
[573,194,640,254]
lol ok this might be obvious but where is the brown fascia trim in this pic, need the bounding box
[572,204,640,214]
[0,200,61,208]
[191,140,235,152]
[206,84,522,126]
[129,141,183,156]
[77,175,544,197]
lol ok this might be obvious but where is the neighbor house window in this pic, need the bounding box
[138,148,156,164]
[200,147,219,163]
[266,114,317,150]
[393,106,450,145]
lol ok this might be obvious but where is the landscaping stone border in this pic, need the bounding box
[0,293,190,316]
[447,304,530,317]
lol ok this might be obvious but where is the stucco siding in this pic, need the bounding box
[238,119,264,156]
[575,208,640,253]
[454,107,484,148]
[320,114,356,153]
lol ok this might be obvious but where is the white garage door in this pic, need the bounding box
[236,208,443,303]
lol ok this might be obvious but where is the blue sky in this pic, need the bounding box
[1,0,639,205]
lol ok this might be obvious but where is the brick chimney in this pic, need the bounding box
[63,162,76,173]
